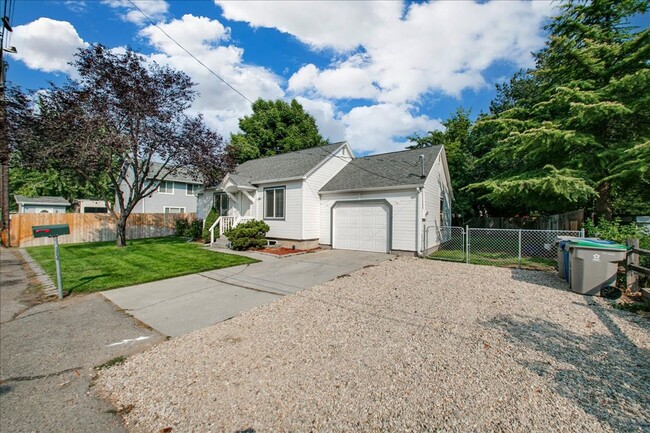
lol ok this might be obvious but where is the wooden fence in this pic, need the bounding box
[461,209,584,231]
[9,213,196,247]
[626,238,650,299]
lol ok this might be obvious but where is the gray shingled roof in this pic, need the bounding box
[14,195,70,206]
[320,145,443,192]
[147,162,203,184]
[229,142,346,185]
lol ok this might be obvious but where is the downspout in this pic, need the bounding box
[416,186,423,257]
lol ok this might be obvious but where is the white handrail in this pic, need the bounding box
[209,216,222,245]
[210,215,256,247]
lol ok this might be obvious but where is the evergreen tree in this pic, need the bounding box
[468,0,650,218]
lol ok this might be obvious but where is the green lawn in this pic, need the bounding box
[26,237,258,293]
[428,249,556,271]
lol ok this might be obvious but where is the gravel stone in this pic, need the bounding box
[97,258,650,433]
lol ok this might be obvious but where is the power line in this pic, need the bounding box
[128,0,425,185]
[127,0,254,105]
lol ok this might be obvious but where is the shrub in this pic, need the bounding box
[584,218,645,244]
[175,216,203,241]
[202,207,219,242]
[175,217,190,237]
[226,220,270,250]
[187,219,203,241]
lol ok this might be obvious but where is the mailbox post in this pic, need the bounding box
[32,224,70,299]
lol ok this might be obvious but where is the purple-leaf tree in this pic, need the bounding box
[21,44,230,246]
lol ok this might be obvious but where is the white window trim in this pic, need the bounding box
[263,186,286,220]
[185,183,199,196]
[158,181,174,195]
[163,206,186,214]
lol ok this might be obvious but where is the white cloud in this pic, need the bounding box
[103,0,169,26]
[140,14,229,56]
[221,1,556,103]
[294,97,346,142]
[342,104,443,154]
[216,1,400,52]
[9,18,88,73]
[139,15,284,137]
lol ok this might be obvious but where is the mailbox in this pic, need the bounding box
[32,224,70,238]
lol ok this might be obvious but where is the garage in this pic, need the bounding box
[332,201,390,253]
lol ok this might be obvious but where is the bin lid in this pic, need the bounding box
[568,239,628,250]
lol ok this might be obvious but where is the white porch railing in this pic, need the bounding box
[209,215,256,245]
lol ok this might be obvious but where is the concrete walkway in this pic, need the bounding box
[103,249,392,337]
[0,248,165,433]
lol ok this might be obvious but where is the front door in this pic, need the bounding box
[213,193,229,216]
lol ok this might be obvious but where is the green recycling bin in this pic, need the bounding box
[568,240,628,296]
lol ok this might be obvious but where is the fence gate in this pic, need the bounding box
[425,226,466,262]
[427,226,584,270]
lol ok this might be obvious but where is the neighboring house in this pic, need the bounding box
[14,195,70,214]
[121,162,202,214]
[73,199,108,213]
[198,141,453,255]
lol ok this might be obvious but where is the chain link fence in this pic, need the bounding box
[427,226,584,270]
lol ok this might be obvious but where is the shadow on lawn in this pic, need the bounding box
[485,303,650,432]
[66,274,111,295]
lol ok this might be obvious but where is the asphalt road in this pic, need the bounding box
[0,248,165,433]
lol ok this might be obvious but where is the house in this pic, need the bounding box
[198,141,453,255]
[73,199,108,213]
[122,162,203,214]
[14,195,70,214]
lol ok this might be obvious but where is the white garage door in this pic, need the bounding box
[333,202,389,253]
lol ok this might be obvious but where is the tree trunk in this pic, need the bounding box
[115,214,128,247]
[595,181,613,221]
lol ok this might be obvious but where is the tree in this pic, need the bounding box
[407,108,477,221]
[18,45,229,246]
[8,166,111,211]
[227,99,327,164]
[468,0,650,219]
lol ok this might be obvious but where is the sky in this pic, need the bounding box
[4,0,638,156]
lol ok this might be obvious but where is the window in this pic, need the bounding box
[164,206,186,214]
[439,198,444,224]
[264,186,285,219]
[186,183,198,196]
[158,181,174,194]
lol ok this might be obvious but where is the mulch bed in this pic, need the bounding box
[256,247,319,256]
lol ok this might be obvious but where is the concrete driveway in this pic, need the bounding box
[102,249,392,337]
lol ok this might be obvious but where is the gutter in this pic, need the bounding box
[319,184,423,195]
[416,186,423,257]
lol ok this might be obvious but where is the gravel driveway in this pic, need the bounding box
[97,258,650,433]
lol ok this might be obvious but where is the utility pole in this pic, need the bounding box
[0,0,15,247]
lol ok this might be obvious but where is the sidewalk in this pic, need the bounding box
[0,248,165,433]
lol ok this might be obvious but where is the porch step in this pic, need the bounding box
[212,237,230,248]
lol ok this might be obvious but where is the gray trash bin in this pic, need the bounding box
[568,240,628,296]
[555,236,598,281]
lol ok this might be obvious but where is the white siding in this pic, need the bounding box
[302,146,351,239]
[254,180,303,240]
[320,189,418,252]
[423,152,453,249]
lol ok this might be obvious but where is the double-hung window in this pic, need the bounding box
[264,186,285,220]
[186,183,198,196]
[158,181,174,194]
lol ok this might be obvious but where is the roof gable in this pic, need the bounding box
[319,145,443,193]
[230,142,348,185]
